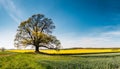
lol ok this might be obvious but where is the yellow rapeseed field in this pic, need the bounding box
[8,48,120,54]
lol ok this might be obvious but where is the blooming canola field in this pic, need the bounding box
[8,48,120,54]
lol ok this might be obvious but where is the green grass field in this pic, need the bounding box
[1,51,120,69]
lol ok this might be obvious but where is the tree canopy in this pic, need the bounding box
[14,14,61,53]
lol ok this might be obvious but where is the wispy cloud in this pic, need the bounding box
[57,25,120,48]
[0,30,15,49]
[0,0,23,49]
[0,0,22,23]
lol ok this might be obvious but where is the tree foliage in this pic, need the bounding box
[14,14,61,52]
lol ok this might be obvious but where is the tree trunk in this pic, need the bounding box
[35,46,40,53]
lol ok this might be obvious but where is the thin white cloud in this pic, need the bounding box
[57,26,120,48]
[0,30,16,49]
[0,0,22,23]
[103,31,120,36]
[0,0,24,49]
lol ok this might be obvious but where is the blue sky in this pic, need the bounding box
[0,0,120,49]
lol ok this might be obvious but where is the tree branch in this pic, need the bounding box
[39,45,56,49]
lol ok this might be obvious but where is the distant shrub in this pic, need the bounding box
[1,47,5,52]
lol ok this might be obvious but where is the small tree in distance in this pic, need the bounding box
[0,47,5,52]
[14,14,61,53]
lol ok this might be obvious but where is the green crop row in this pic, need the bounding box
[0,52,120,69]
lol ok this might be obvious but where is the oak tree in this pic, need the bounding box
[14,14,61,53]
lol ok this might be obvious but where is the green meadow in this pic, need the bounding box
[1,51,120,69]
